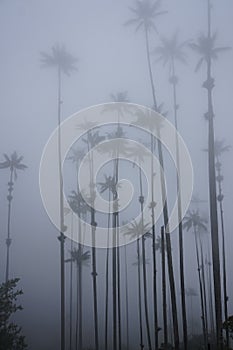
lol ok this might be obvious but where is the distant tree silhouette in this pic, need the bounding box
[125,2,179,347]
[154,31,188,350]
[0,152,27,283]
[190,3,230,346]
[40,44,77,350]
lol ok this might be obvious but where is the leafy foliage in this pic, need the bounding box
[0,152,27,180]
[125,0,167,33]
[40,44,78,75]
[0,279,27,350]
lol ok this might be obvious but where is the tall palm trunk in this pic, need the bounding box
[199,235,209,338]
[150,134,159,349]
[89,142,99,350]
[57,66,66,350]
[105,189,111,350]
[124,239,130,350]
[161,226,168,349]
[114,120,122,350]
[5,168,13,283]
[69,213,74,350]
[137,237,144,350]
[206,249,215,336]
[75,264,80,350]
[216,159,229,348]
[194,226,208,349]
[112,157,118,350]
[205,2,223,347]
[76,164,83,350]
[138,164,152,350]
[171,59,188,350]
[144,25,179,349]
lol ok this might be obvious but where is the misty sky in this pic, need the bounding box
[0,1,233,349]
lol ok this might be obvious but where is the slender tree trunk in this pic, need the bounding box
[112,157,118,350]
[150,134,159,350]
[171,59,188,350]
[137,238,144,350]
[116,122,122,350]
[69,213,74,350]
[199,235,209,338]
[144,25,179,350]
[205,2,223,348]
[57,66,66,350]
[145,24,180,350]
[194,227,208,349]
[161,226,168,349]
[124,239,130,350]
[5,169,13,283]
[216,159,229,348]
[139,165,152,350]
[90,148,99,350]
[105,190,111,350]
[207,248,215,337]
[75,265,79,350]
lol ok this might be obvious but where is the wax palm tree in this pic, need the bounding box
[104,122,129,350]
[154,32,188,349]
[0,152,27,283]
[69,190,91,350]
[98,174,115,350]
[40,44,77,350]
[132,105,165,350]
[82,129,105,350]
[65,247,90,350]
[124,219,151,350]
[126,3,180,347]
[67,147,86,350]
[128,142,152,349]
[183,210,208,348]
[214,139,230,348]
[190,4,230,345]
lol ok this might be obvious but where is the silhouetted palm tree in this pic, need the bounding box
[183,210,208,348]
[98,174,115,350]
[0,152,27,283]
[82,129,105,350]
[104,112,129,350]
[125,3,179,347]
[133,105,165,350]
[190,4,230,345]
[40,44,77,350]
[154,32,188,350]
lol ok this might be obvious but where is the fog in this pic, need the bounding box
[0,1,233,350]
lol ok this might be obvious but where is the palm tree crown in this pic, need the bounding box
[0,152,27,179]
[40,44,78,75]
[190,33,230,71]
[98,175,118,195]
[124,219,151,239]
[66,248,90,267]
[125,0,167,32]
[153,32,187,76]
[183,210,208,232]
[214,139,231,158]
